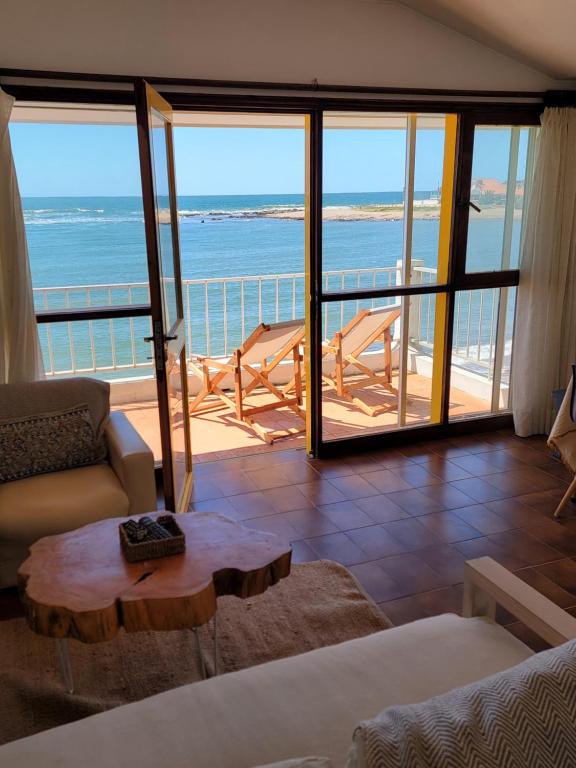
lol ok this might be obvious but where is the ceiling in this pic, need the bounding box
[398,0,576,80]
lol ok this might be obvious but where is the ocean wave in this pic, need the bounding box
[24,216,143,225]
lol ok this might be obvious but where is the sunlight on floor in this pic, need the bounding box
[114,372,491,464]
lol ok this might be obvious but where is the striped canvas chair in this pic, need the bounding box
[322,304,401,417]
[189,319,305,444]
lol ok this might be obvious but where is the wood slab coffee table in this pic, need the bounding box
[18,512,292,692]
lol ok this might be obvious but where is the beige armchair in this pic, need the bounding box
[0,377,156,588]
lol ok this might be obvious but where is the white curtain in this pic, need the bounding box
[0,87,44,383]
[512,107,576,436]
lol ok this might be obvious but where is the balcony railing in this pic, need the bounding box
[33,265,510,379]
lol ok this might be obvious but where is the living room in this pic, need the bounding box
[1,1,576,766]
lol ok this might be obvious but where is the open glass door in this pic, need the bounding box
[136,80,192,512]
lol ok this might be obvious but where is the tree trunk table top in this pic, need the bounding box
[18,513,292,644]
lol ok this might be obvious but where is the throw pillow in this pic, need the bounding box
[0,404,103,483]
[346,638,576,768]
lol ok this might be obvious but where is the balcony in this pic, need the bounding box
[33,264,509,461]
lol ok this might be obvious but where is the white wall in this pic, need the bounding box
[0,0,557,91]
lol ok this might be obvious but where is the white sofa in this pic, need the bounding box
[0,378,157,587]
[2,556,575,767]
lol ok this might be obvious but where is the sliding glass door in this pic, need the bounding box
[136,81,193,512]
[448,119,538,422]
[318,111,457,444]
[312,109,539,453]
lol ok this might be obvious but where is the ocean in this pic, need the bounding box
[22,193,519,377]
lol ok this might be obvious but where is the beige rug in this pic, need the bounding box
[0,560,390,746]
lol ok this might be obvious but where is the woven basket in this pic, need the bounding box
[119,515,186,563]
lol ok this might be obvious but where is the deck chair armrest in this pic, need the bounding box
[463,556,576,646]
[197,358,234,371]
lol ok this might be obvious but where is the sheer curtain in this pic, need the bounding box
[0,87,44,383]
[512,107,576,436]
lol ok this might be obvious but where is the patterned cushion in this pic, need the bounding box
[347,638,576,768]
[0,404,103,483]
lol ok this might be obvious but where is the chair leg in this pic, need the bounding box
[554,475,576,519]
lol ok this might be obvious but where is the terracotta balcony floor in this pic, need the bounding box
[115,373,491,463]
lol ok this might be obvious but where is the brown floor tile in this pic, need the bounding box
[245,466,294,490]
[454,537,528,571]
[414,483,477,511]
[347,561,403,603]
[417,510,484,543]
[383,488,444,516]
[316,501,375,530]
[535,558,576,597]
[227,491,277,519]
[381,517,443,551]
[261,486,315,513]
[448,453,510,477]
[354,495,411,524]
[375,553,449,598]
[485,530,563,566]
[279,462,322,485]
[484,498,549,529]
[190,496,241,518]
[290,540,319,563]
[516,517,576,557]
[514,567,576,609]
[190,476,225,502]
[415,456,473,482]
[451,504,513,534]
[305,532,367,566]
[297,480,347,506]
[417,544,469,585]
[379,595,431,626]
[327,474,382,500]
[347,524,408,559]
[416,585,463,617]
[516,491,565,516]
[485,468,562,497]
[306,458,358,478]
[449,477,511,503]
[385,463,443,488]
[243,513,299,541]
[360,469,413,494]
[283,508,340,539]
[206,471,258,497]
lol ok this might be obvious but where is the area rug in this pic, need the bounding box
[0,560,390,745]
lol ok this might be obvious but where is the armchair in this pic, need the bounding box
[0,378,156,588]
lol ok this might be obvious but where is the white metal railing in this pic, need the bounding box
[33,265,509,378]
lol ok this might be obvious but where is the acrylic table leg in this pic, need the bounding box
[56,638,74,694]
[213,612,218,676]
[193,628,207,680]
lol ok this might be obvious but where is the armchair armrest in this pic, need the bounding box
[105,411,156,516]
[463,556,576,647]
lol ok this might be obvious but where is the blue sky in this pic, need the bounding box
[9,122,523,197]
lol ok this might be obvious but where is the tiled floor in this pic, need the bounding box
[117,372,490,462]
[188,428,576,651]
[3,428,575,654]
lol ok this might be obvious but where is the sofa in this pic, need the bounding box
[0,377,156,587]
[1,556,575,767]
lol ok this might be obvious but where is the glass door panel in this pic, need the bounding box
[465,126,537,272]
[449,287,517,420]
[321,294,443,441]
[137,81,192,512]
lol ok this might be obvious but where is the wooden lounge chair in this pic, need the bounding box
[549,363,576,518]
[322,304,401,417]
[189,319,305,444]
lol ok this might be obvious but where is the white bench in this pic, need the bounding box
[2,557,576,768]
